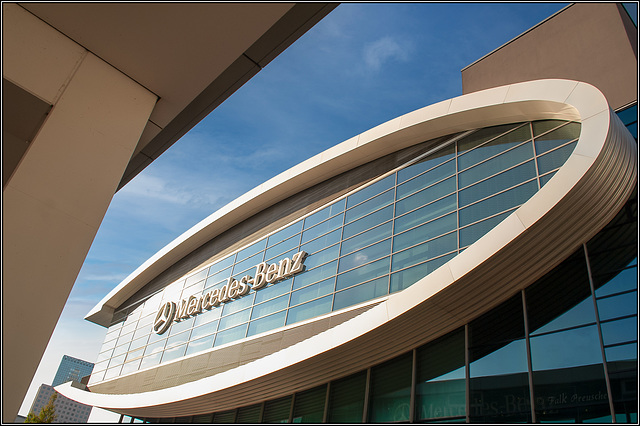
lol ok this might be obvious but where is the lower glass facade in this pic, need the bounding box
[122,191,637,423]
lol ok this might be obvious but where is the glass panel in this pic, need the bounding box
[536,140,577,175]
[292,260,337,290]
[205,266,232,289]
[166,330,190,349]
[457,123,522,154]
[303,199,345,230]
[333,275,388,311]
[189,319,219,341]
[345,189,394,224]
[416,328,466,421]
[338,238,391,273]
[459,180,537,227]
[247,311,287,337]
[292,385,326,423]
[290,277,335,306]
[301,213,344,244]
[459,160,536,207]
[458,124,531,171]
[208,255,235,276]
[539,171,556,187]
[390,253,455,293]
[250,294,289,320]
[125,347,144,362]
[185,269,208,288]
[168,316,194,336]
[368,352,412,422]
[300,228,342,255]
[458,141,533,188]
[597,292,637,321]
[254,280,292,305]
[532,119,568,137]
[469,294,530,423]
[341,221,393,257]
[130,334,149,351]
[232,251,264,275]
[327,371,367,422]
[236,238,266,262]
[193,305,222,326]
[534,122,580,155]
[185,334,215,356]
[181,279,206,298]
[396,159,455,200]
[236,404,262,423]
[214,323,248,347]
[221,292,255,316]
[302,243,339,270]
[335,256,389,291]
[264,247,296,265]
[459,209,513,248]
[398,143,455,184]
[346,174,394,209]
[342,205,393,240]
[161,344,186,363]
[594,266,637,297]
[267,221,302,247]
[286,295,332,325]
[263,396,292,423]
[212,410,236,423]
[601,317,637,346]
[264,234,300,261]
[139,351,162,370]
[218,308,251,331]
[395,176,456,216]
[393,194,456,235]
[394,212,457,252]
[391,232,456,272]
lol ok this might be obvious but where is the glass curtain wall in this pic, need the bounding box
[136,191,637,424]
[93,119,582,383]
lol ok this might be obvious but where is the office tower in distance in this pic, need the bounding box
[52,355,95,387]
[29,384,93,423]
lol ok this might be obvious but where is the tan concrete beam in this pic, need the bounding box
[2,6,157,420]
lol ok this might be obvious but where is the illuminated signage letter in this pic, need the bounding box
[253,262,268,289]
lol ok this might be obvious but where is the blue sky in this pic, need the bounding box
[19,3,587,421]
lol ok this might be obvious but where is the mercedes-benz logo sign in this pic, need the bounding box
[153,301,176,335]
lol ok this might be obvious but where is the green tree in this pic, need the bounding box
[25,392,57,423]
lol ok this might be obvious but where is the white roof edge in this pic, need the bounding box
[85,78,591,326]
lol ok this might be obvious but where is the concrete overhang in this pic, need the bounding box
[6,2,338,189]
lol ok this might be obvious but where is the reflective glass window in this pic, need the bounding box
[301,213,344,244]
[416,328,466,421]
[189,319,219,341]
[236,404,261,423]
[533,122,580,155]
[185,334,215,356]
[263,396,292,423]
[346,174,394,209]
[290,277,335,306]
[536,140,577,175]
[398,143,455,184]
[286,295,332,325]
[338,238,391,273]
[184,269,208,288]
[459,209,513,248]
[214,324,247,347]
[333,275,388,311]
[457,123,522,155]
[368,352,412,422]
[205,267,232,289]
[235,238,266,262]
[389,253,455,293]
[395,176,456,216]
[292,385,326,423]
[208,254,235,275]
[302,243,339,270]
[292,260,337,290]
[327,371,367,422]
[247,311,286,337]
[458,124,531,171]
[232,251,264,276]
[250,294,288,320]
[393,194,456,235]
[161,344,186,363]
[345,189,394,224]
[394,212,456,252]
[391,232,456,272]
[342,205,393,240]
[253,280,292,305]
[459,180,537,227]
[335,256,389,291]
[218,308,251,331]
[458,141,533,188]
[264,234,300,261]
[396,159,455,200]
[458,160,536,208]
[267,221,302,247]
[303,199,345,230]
[300,228,342,255]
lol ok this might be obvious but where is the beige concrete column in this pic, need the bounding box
[2,4,157,422]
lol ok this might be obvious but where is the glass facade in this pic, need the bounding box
[91,119,583,384]
[126,190,638,423]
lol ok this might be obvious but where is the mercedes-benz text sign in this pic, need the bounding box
[154,251,307,334]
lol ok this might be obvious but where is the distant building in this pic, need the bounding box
[52,355,95,387]
[29,384,92,423]
[14,414,26,423]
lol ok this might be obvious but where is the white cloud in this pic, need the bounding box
[363,36,410,71]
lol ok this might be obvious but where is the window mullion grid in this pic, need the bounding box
[530,122,542,190]
[362,367,371,423]
[583,243,617,421]
[455,137,461,254]
[521,289,537,423]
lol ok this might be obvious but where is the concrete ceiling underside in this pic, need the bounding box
[18,2,338,190]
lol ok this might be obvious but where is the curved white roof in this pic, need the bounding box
[69,79,637,417]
